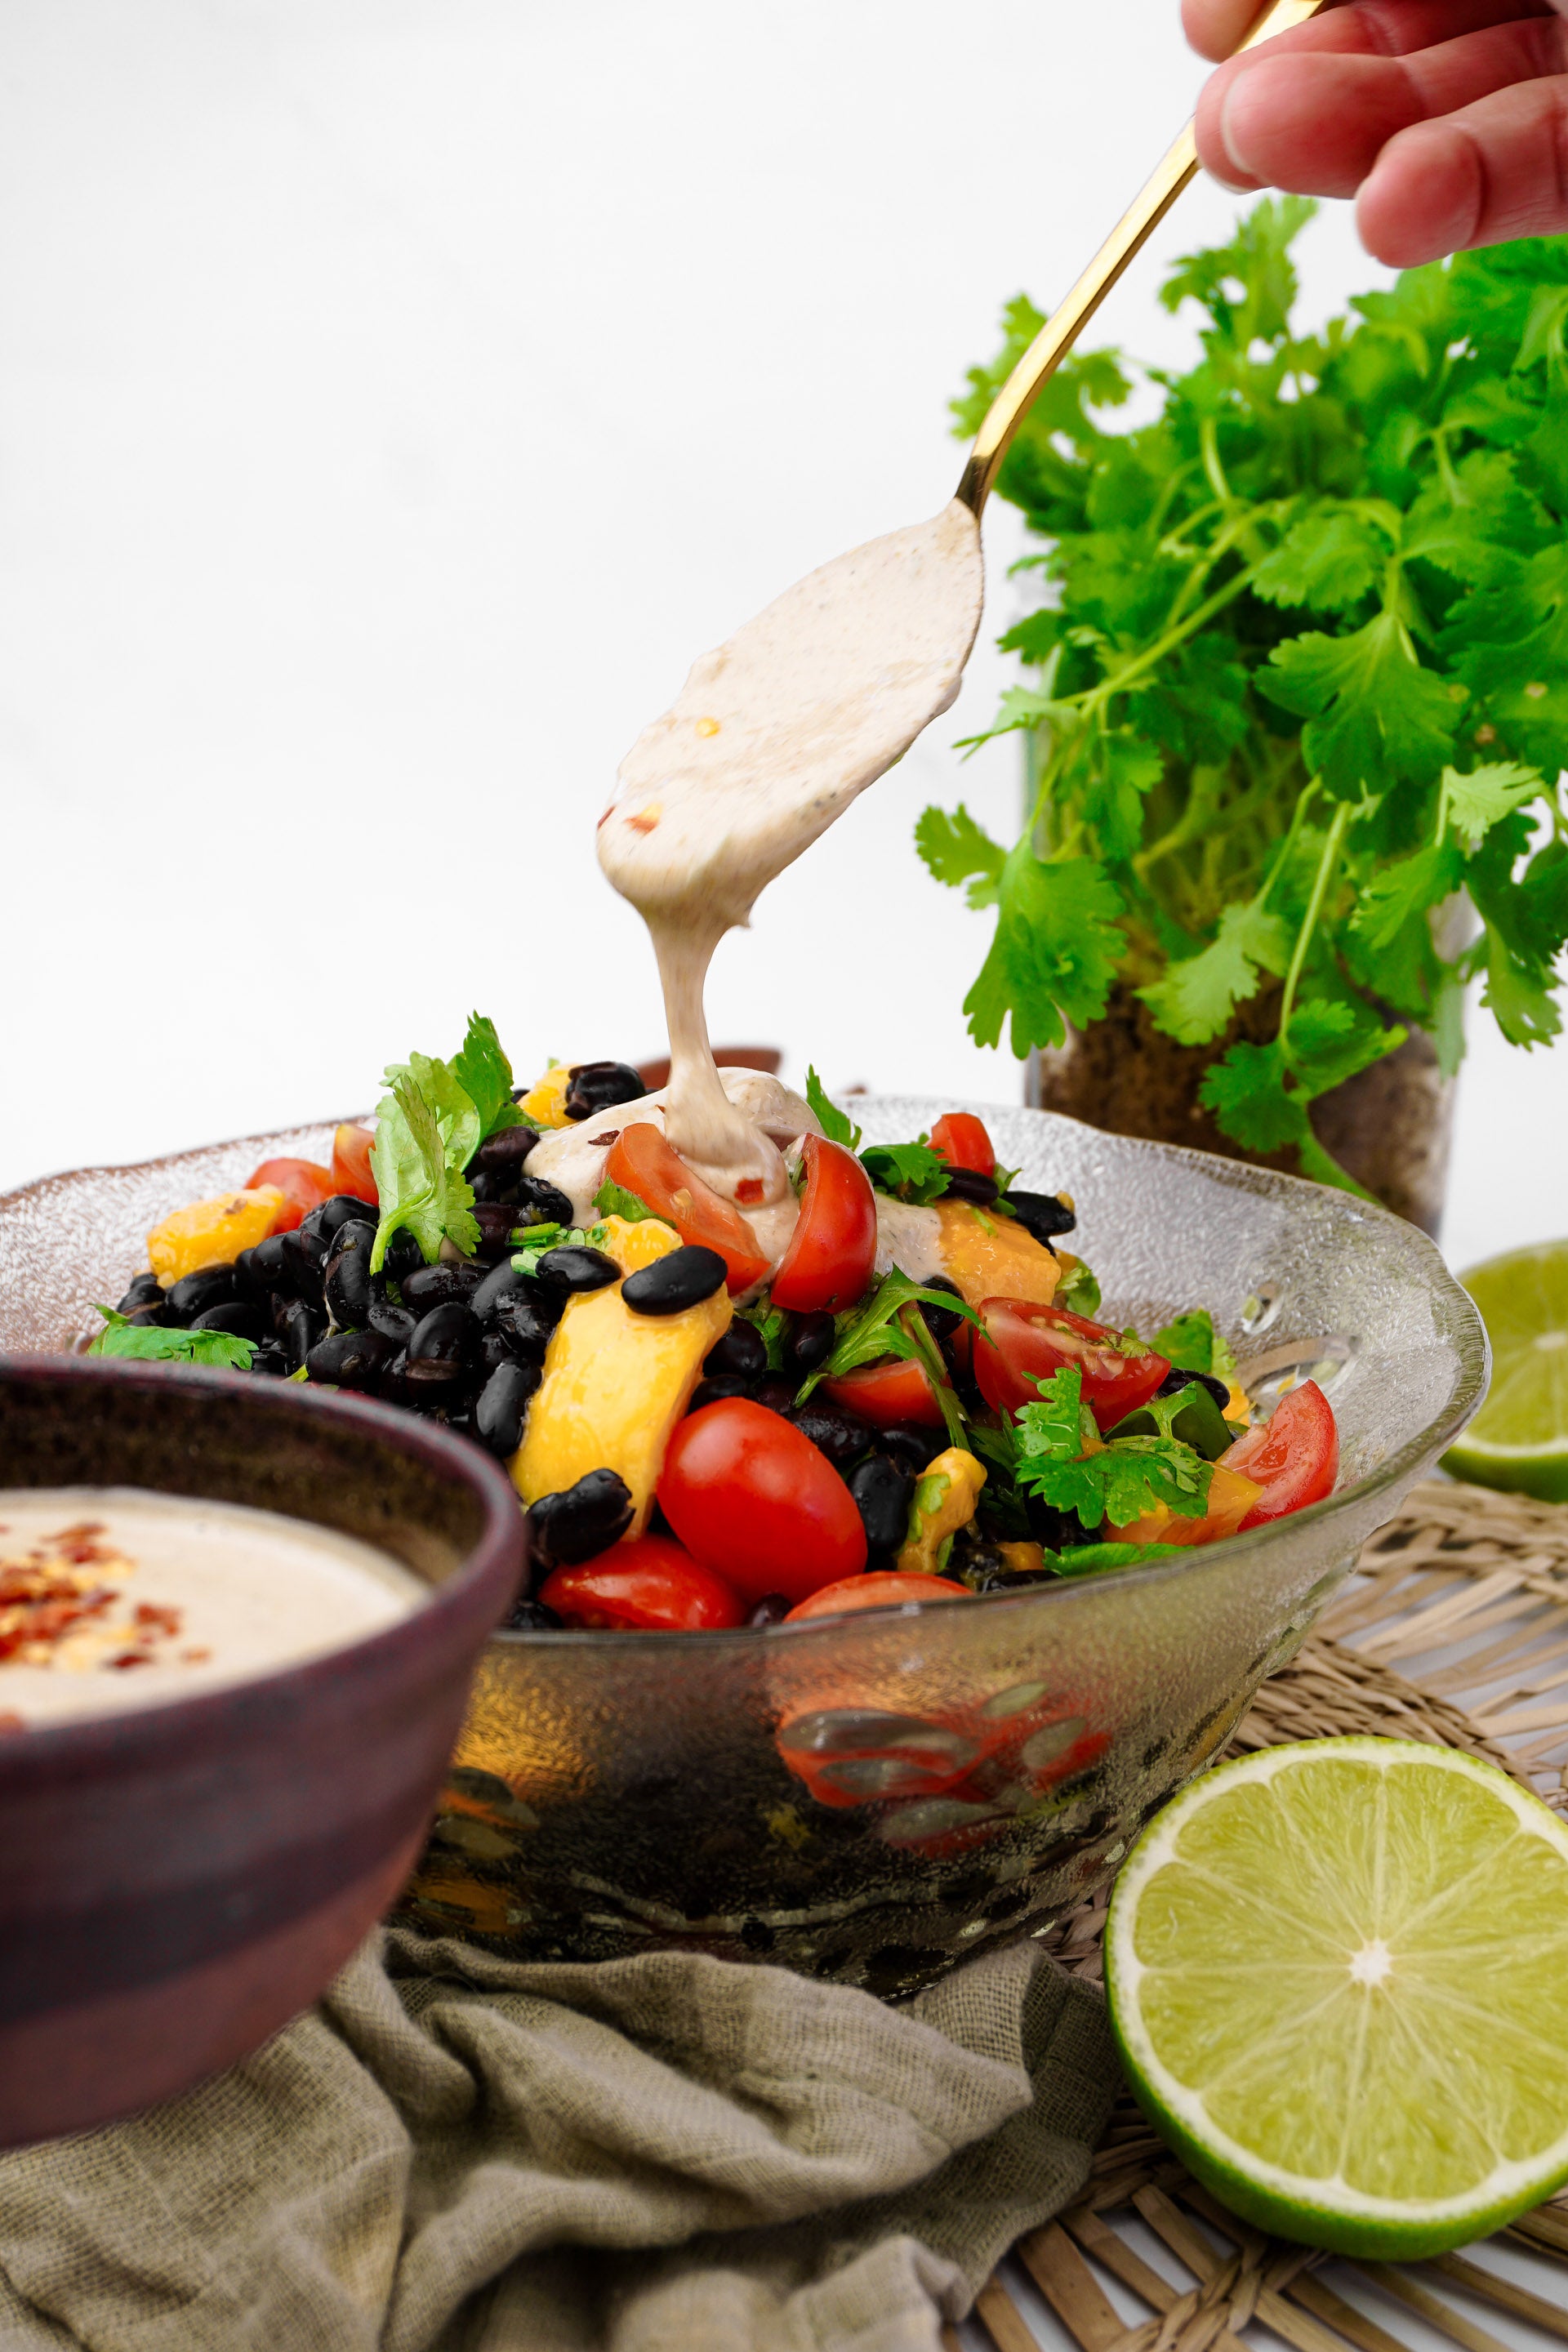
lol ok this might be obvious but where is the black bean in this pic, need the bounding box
[503,1597,562,1632]
[753,1380,796,1415]
[473,1360,541,1458]
[513,1174,575,1227]
[535,1245,619,1295]
[251,1232,309,1301]
[782,1311,835,1377]
[942,1166,998,1205]
[876,1423,948,1476]
[788,1405,875,1470]
[916,1274,966,1343]
[323,1223,376,1330]
[467,1173,513,1208]
[401,1260,484,1312]
[1024,1494,1093,1549]
[472,1124,540,1178]
[115,1272,163,1314]
[276,1298,324,1370]
[527,1468,634,1568]
[564,1061,645,1120]
[306,1327,397,1393]
[407,1300,480,1382]
[301,1194,377,1244]
[122,1304,172,1330]
[368,1298,417,1345]
[490,1287,559,1358]
[479,1328,521,1375]
[848,1455,915,1553]
[688,1374,754,1413]
[1004,1188,1076,1241]
[471,1259,528,1323]
[470,1202,519,1262]
[747,1594,791,1627]
[164,1265,246,1326]
[1156,1365,1232,1411]
[189,1300,267,1343]
[382,1227,424,1283]
[705,1320,768,1383]
[249,1342,290,1379]
[294,1223,333,1276]
[621,1245,726,1316]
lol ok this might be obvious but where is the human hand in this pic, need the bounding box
[1184,0,1568,264]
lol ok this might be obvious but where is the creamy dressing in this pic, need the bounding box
[0,1490,425,1726]
[597,500,982,1221]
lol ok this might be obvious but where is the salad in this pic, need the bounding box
[94,1013,1339,1632]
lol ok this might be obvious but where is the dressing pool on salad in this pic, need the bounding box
[0,1490,425,1726]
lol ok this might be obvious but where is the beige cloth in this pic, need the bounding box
[0,1927,1117,2352]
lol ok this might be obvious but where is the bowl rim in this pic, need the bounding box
[0,1098,1489,1659]
[0,1354,525,1767]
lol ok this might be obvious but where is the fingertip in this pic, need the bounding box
[1183,0,1257,64]
[1356,121,1483,265]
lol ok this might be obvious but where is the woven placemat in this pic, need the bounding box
[963,1480,1568,2352]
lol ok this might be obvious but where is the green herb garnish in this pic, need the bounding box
[593,1179,657,1224]
[452,1011,528,1142]
[89,1307,256,1371]
[804,1067,862,1151]
[795,1266,980,1449]
[1054,1259,1101,1318]
[737,1302,789,1372]
[1013,1365,1212,1530]
[1150,1307,1238,1383]
[370,1072,480,1274]
[858,1138,953,1204]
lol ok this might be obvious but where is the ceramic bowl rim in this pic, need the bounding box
[0,1354,525,1771]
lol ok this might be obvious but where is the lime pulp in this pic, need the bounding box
[1444,1240,1568,1502]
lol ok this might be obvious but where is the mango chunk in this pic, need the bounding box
[595,1215,681,1276]
[896,1446,987,1575]
[516,1062,575,1129]
[1108,1463,1263,1549]
[511,1275,731,1535]
[936,1199,1061,1308]
[148,1187,284,1286]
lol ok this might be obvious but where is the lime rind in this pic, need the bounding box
[1106,1737,1568,2257]
[1443,1241,1568,1502]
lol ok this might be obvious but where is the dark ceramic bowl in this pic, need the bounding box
[0,1356,523,2148]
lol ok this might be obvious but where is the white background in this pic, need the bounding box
[0,0,1562,1277]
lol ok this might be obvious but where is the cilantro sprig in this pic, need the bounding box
[369,1010,522,1274]
[90,1307,256,1370]
[795,1267,980,1450]
[925,206,1568,1192]
[1150,1307,1237,1383]
[1013,1365,1213,1530]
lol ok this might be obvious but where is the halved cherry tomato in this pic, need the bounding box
[243,1156,336,1235]
[604,1124,771,1294]
[770,1136,876,1314]
[331,1123,378,1205]
[783,1572,967,1622]
[537,1535,746,1631]
[974,1298,1169,1429]
[658,1398,866,1603]
[1220,1380,1339,1530]
[929,1111,995,1176]
[822,1356,948,1432]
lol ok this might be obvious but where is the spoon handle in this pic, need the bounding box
[956,0,1326,515]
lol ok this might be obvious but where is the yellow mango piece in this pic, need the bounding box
[1109,1463,1264,1550]
[998,1540,1045,1577]
[896,1446,987,1575]
[516,1062,575,1129]
[1222,1378,1250,1425]
[936,1198,1062,1308]
[595,1215,681,1276]
[148,1187,285,1286]
[511,1276,731,1535]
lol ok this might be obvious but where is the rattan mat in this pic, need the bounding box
[962,1480,1568,2352]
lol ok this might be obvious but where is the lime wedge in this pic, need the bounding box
[1444,1241,1568,1501]
[1106,1739,1568,2256]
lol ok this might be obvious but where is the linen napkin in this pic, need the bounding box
[0,1925,1117,2352]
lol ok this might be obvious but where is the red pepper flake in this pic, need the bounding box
[135,1603,183,1637]
[735,1178,765,1205]
[109,1651,154,1671]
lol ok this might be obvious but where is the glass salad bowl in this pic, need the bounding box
[0,1100,1486,1998]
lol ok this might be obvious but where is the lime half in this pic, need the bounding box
[1106,1739,1568,2256]
[1444,1240,1568,1501]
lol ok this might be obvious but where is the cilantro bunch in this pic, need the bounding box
[922,203,1568,1192]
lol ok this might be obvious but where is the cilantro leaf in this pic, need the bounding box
[859,1138,951,1205]
[1251,505,1388,612]
[452,1013,525,1140]
[804,1067,862,1152]
[370,1073,480,1273]
[1013,1365,1213,1530]
[915,804,1007,910]
[382,1052,482,1177]
[90,1307,256,1370]
[512,1222,590,1276]
[1150,1307,1237,1381]
[1444,760,1544,852]
[1049,1540,1190,1576]
[1054,1258,1101,1317]
[795,1268,979,1421]
[1198,1039,1308,1153]
[1350,841,1463,953]
[964,849,1125,1058]
[1264,612,1459,798]
[593,1180,657,1224]
[1138,902,1289,1045]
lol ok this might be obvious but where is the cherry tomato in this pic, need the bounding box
[537,1535,746,1631]
[1220,1380,1339,1529]
[783,1572,967,1622]
[330,1123,378,1205]
[822,1356,948,1432]
[243,1156,336,1235]
[604,1124,771,1294]
[929,1111,995,1176]
[770,1137,877,1314]
[658,1398,866,1603]
[974,1298,1169,1429]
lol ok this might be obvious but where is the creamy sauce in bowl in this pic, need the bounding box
[598,500,983,1209]
[0,1490,425,1727]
